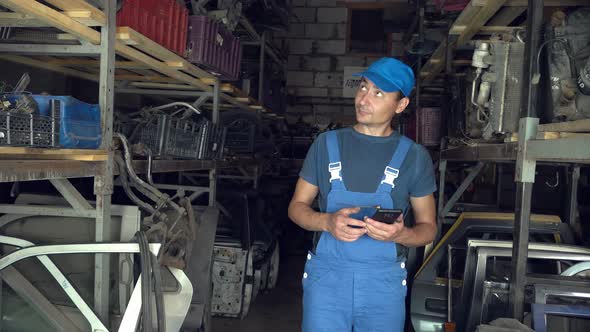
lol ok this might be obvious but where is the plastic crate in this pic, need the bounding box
[417,107,442,147]
[117,0,188,56]
[136,115,225,159]
[0,110,58,147]
[3,95,101,149]
[33,96,102,149]
[187,15,242,80]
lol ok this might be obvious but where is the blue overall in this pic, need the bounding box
[302,130,412,332]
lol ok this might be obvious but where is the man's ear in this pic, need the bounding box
[395,97,410,114]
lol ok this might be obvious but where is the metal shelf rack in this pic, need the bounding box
[417,0,590,323]
[0,0,285,326]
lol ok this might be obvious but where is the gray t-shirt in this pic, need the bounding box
[299,127,437,214]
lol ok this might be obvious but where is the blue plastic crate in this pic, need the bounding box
[6,95,102,149]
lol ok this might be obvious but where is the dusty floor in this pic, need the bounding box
[212,254,305,332]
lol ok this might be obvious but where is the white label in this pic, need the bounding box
[342,66,367,98]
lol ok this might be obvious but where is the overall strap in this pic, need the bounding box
[326,130,346,191]
[377,136,412,194]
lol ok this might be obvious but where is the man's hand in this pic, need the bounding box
[364,214,406,242]
[326,207,367,242]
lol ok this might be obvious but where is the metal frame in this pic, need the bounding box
[410,213,571,332]
[462,241,590,331]
[0,240,191,332]
[0,194,141,314]
[0,265,81,332]
[532,304,590,332]
[533,283,590,305]
[0,1,285,330]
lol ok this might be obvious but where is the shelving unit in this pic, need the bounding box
[418,0,590,321]
[0,0,285,326]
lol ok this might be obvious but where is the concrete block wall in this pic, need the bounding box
[276,1,407,124]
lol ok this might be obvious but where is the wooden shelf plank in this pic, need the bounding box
[0,11,101,27]
[0,160,102,182]
[456,0,507,46]
[1,0,269,113]
[538,119,590,133]
[43,0,105,24]
[0,0,102,44]
[0,147,108,161]
[0,54,99,82]
[116,27,214,79]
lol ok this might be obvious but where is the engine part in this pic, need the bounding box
[210,245,254,318]
[472,42,490,70]
[209,0,243,31]
[467,40,525,139]
[545,8,590,121]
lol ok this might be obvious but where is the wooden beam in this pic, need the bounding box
[129,82,196,90]
[0,0,250,110]
[450,25,523,35]
[115,74,178,83]
[42,0,105,24]
[63,10,103,26]
[456,0,507,47]
[116,27,214,79]
[0,0,101,44]
[0,147,108,161]
[487,6,526,25]
[0,55,98,82]
[507,131,590,142]
[0,12,101,27]
[46,58,149,69]
[538,119,590,133]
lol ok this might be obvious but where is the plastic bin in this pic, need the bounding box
[34,95,102,149]
[186,15,242,80]
[417,107,442,147]
[117,0,188,56]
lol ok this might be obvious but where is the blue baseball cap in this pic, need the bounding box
[352,57,415,97]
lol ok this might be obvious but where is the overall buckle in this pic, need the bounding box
[328,162,342,182]
[381,166,399,188]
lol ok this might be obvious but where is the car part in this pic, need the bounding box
[532,303,590,332]
[467,40,526,139]
[544,9,590,122]
[0,193,141,315]
[210,245,254,318]
[0,240,192,332]
[461,241,590,331]
[411,212,573,332]
[533,283,590,305]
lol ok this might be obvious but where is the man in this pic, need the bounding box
[288,57,437,332]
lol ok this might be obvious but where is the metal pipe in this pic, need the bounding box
[115,155,157,214]
[114,133,183,212]
[146,148,155,185]
[511,0,544,321]
[447,245,453,323]
[149,102,201,115]
[519,0,544,119]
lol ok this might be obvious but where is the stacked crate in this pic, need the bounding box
[117,0,189,56]
[186,16,242,80]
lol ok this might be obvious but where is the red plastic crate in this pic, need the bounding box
[117,0,188,56]
[186,15,242,80]
[417,107,442,147]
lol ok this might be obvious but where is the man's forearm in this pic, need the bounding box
[395,222,437,247]
[288,201,329,232]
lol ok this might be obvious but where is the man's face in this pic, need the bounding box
[354,78,408,126]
